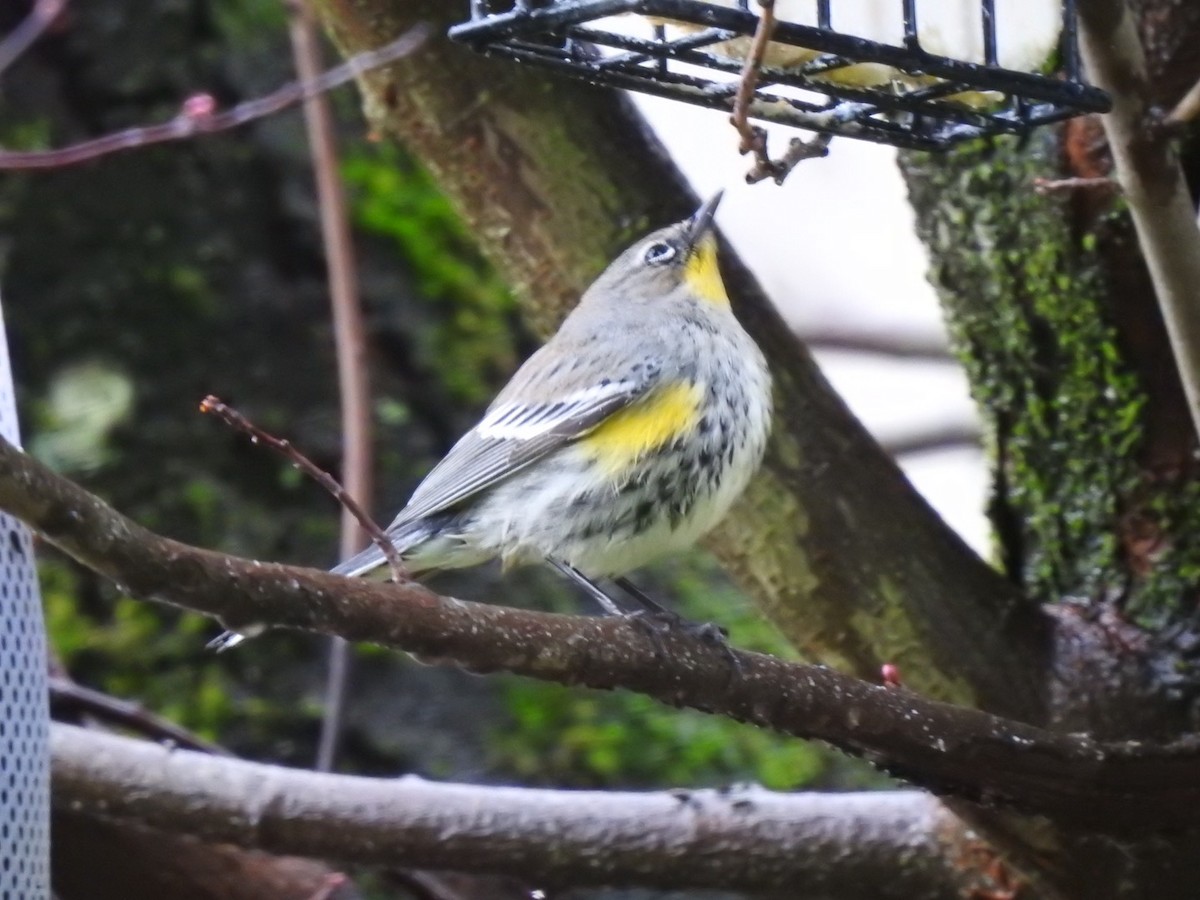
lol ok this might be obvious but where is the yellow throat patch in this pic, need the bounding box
[581,382,702,476]
[683,234,730,308]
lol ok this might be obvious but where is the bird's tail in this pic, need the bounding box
[209,520,431,652]
[331,519,429,578]
[330,541,397,579]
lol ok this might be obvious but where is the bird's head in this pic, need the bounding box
[585,192,730,311]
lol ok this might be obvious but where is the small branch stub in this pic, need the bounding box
[199,395,405,582]
[729,0,833,184]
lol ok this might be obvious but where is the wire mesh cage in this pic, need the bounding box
[0,297,50,900]
[449,0,1111,151]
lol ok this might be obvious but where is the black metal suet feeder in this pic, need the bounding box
[449,0,1111,151]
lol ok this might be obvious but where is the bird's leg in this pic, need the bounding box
[613,576,739,677]
[546,558,625,617]
[547,559,677,657]
[547,560,739,673]
[610,575,674,617]
[613,576,730,644]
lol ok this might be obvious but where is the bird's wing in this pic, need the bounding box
[392,377,650,526]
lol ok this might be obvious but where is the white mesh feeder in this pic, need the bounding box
[0,297,50,900]
[449,0,1110,150]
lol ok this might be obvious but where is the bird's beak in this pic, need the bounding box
[685,190,723,250]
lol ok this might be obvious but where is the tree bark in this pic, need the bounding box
[10,437,1200,833]
[49,723,995,898]
[898,0,1200,894]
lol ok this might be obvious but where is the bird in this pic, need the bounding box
[210,192,773,649]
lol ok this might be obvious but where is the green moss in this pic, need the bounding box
[344,143,519,406]
[904,136,1158,611]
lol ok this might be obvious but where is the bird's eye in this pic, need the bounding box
[642,241,677,266]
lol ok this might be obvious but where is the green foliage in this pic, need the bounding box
[344,144,518,405]
[29,361,136,474]
[493,678,825,790]
[41,558,235,740]
[488,554,862,791]
[210,0,287,43]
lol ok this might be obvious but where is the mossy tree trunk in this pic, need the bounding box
[897,0,1200,893]
[901,2,1200,740]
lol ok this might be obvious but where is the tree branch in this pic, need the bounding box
[0,0,65,74]
[7,436,1200,831]
[881,422,981,458]
[1078,0,1200,442]
[48,676,232,757]
[800,328,954,361]
[50,723,985,897]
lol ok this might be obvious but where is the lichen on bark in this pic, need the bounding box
[903,131,1200,632]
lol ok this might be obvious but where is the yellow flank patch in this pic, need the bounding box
[683,233,730,308]
[580,382,702,475]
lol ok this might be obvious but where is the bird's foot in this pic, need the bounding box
[623,607,741,676]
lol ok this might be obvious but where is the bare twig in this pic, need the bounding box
[729,0,831,184]
[800,328,954,361]
[286,0,375,776]
[0,0,66,75]
[881,422,981,457]
[1078,0,1200,442]
[9,435,1200,831]
[1032,176,1119,195]
[199,395,404,581]
[1165,75,1200,126]
[0,25,429,170]
[304,873,350,900]
[52,724,977,897]
[385,871,471,900]
[48,676,233,757]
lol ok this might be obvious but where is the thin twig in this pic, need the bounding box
[0,0,66,75]
[1079,0,1200,443]
[1032,176,1119,195]
[304,873,350,900]
[48,676,233,757]
[800,328,954,361]
[1165,74,1200,126]
[199,395,405,581]
[729,0,831,185]
[385,871,471,900]
[286,0,374,776]
[0,24,429,170]
[881,422,982,458]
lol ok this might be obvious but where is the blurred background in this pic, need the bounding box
[1,1,987,891]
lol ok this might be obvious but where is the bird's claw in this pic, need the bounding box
[623,609,742,676]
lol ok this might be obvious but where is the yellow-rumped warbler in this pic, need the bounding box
[213,193,771,648]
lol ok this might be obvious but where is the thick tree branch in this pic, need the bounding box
[7,437,1200,831]
[1079,0,1200,441]
[311,0,1049,720]
[49,723,989,898]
